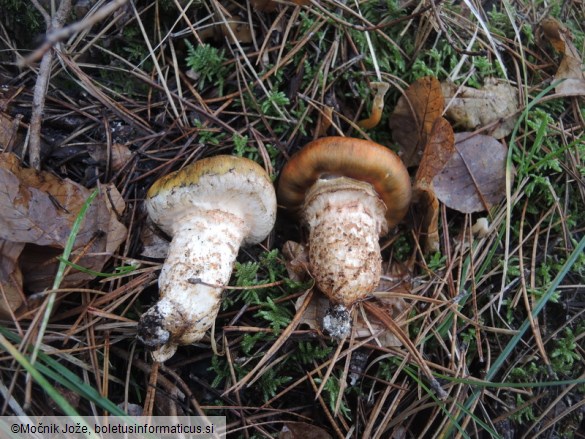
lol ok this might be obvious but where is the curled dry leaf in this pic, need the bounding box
[281,240,310,282]
[315,105,334,138]
[0,112,19,151]
[280,422,332,439]
[441,80,519,139]
[0,153,127,294]
[541,18,585,96]
[140,215,170,259]
[0,88,23,152]
[295,291,407,347]
[389,76,444,167]
[87,142,133,172]
[0,239,25,316]
[433,133,510,213]
[199,21,253,45]
[197,2,255,44]
[414,117,455,253]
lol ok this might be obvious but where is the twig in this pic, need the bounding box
[21,0,130,67]
[27,0,73,170]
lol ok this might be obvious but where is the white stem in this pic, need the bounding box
[304,178,387,308]
[138,210,246,362]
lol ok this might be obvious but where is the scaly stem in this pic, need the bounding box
[138,210,245,362]
[303,177,387,337]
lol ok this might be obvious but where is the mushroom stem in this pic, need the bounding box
[303,177,387,338]
[138,211,246,362]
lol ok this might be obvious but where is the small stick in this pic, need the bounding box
[27,0,73,170]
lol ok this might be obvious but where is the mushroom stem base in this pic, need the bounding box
[138,211,246,362]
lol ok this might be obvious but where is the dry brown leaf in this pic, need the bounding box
[0,239,25,316]
[140,216,170,259]
[415,117,455,187]
[0,153,127,292]
[295,290,406,347]
[441,80,519,139]
[0,88,23,151]
[389,76,444,167]
[315,105,334,138]
[414,117,455,253]
[0,112,19,150]
[281,240,310,282]
[198,21,254,44]
[88,143,133,172]
[433,133,509,213]
[541,18,585,96]
[280,422,332,439]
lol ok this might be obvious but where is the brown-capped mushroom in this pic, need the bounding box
[138,155,276,362]
[277,137,411,337]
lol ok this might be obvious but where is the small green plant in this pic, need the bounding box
[185,41,229,94]
[293,341,332,365]
[256,296,292,334]
[510,394,536,423]
[257,367,292,401]
[233,133,280,170]
[241,332,269,356]
[193,119,226,145]
[260,90,290,117]
[551,328,581,374]
[427,251,447,272]
[315,375,352,419]
[209,354,246,388]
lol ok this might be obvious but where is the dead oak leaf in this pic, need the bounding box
[280,422,332,439]
[433,133,510,213]
[541,17,585,96]
[415,117,455,188]
[0,153,127,291]
[88,143,133,172]
[442,80,519,139]
[389,76,444,167]
[414,117,455,253]
[0,239,25,316]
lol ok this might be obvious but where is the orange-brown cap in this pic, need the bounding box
[277,137,411,229]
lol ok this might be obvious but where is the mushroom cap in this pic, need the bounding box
[147,155,276,245]
[277,137,411,229]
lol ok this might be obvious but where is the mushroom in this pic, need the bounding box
[277,137,411,338]
[138,155,276,362]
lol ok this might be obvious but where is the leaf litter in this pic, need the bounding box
[441,79,519,139]
[541,17,585,96]
[0,153,127,313]
[433,133,510,213]
[389,76,444,167]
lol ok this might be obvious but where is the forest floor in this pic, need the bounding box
[0,1,584,438]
